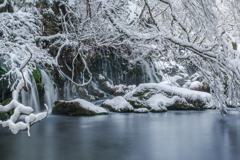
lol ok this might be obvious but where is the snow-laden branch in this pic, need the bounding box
[0,100,48,137]
[0,0,8,9]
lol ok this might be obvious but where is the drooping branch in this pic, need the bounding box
[0,100,48,137]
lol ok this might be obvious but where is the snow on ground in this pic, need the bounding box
[102,96,134,112]
[65,99,108,113]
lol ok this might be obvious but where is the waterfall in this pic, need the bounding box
[63,80,71,100]
[21,72,40,113]
[40,70,58,110]
[142,60,161,83]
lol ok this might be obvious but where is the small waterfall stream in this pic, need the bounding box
[40,70,58,110]
[63,80,71,101]
[21,73,40,113]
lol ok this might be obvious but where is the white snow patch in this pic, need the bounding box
[99,74,105,80]
[64,99,108,113]
[189,81,203,90]
[103,96,134,112]
[147,94,186,111]
[134,108,148,113]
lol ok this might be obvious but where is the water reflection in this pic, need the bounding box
[0,110,240,160]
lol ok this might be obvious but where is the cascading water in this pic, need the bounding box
[21,72,40,113]
[63,80,71,100]
[142,60,161,83]
[40,70,58,110]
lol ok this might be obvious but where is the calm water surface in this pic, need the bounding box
[0,110,240,160]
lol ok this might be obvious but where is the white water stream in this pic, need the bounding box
[40,70,58,110]
[21,73,40,113]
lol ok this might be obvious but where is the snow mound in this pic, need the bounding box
[102,96,134,112]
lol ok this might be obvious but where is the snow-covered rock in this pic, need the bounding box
[100,81,136,96]
[134,108,148,113]
[101,96,134,112]
[189,81,203,90]
[114,84,137,95]
[52,99,108,115]
[100,81,116,95]
[124,82,212,111]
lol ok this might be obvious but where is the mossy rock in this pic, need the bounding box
[186,99,206,110]
[100,81,116,95]
[36,83,44,91]
[114,91,125,96]
[101,104,133,113]
[33,67,42,83]
[128,100,151,109]
[98,91,104,98]
[52,101,108,116]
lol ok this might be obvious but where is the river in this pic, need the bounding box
[0,110,240,160]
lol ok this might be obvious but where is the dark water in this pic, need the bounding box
[1,110,240,160]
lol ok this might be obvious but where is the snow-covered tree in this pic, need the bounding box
[1,0,240,136]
